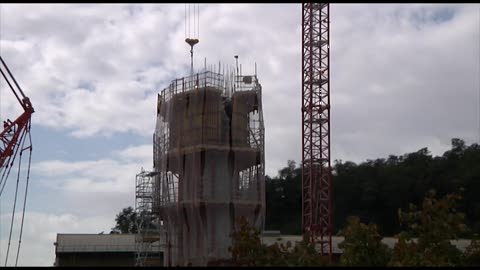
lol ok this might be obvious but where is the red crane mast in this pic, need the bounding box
[301,2,332,260]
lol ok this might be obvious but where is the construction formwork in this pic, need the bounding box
[153,69,265,266]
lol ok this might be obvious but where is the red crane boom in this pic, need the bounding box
[0,56,34,170]
[0,56,34,266]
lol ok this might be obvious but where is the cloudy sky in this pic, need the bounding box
[0,3,478,266]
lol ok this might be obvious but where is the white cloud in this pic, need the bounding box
[0,3,478,265]
[30,144,152,214]
[0,211,112,266]
[1,3,476,173]
[115,144,152,164]
[329,4,479,165]
[17,143,153,265]
[1,4,183,138]
[33,158,143,193]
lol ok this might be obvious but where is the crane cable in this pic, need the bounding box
[0,121,31,266]
[198,4,200,40]
[15,123,31,267]
[5,128,26,266]
[0,3,2,123]
[184,4,200,76]
[0,3,2,263]
[184,4,199,40]
[184,4,186,39]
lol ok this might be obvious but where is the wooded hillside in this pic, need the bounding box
[265,138,480,237]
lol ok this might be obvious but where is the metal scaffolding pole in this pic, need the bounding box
[134,169,162,266]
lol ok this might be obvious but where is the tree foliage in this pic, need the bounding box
[113,138,480,265]
[265,160,302,235]
[338,216,391,266]
[228,216,264,266]
[112,206,139,234]
[389,190,467,266]
[265,139,480,237]
[231,190,480,266]
[112,206,157,234]
[229,216,328,266]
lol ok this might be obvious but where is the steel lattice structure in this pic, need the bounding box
[301,2,332,259]
[134,169,163,267]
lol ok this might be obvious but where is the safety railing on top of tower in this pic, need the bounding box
[160,71,223,101]
[158,71,260,103]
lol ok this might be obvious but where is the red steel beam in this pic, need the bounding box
[301,2,332,260]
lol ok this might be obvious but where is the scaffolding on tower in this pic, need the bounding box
[134,168,163,267]
[301,2,332,260]
[154,66,265,266]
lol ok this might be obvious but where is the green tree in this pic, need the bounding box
[265,160,302,235]
[229,216,265,266]
[229,216,328,266]
[284,234,329,266]
[389,190,467,266]
[338,216,391,266]
[113,206,139,234]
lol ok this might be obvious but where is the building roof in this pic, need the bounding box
[55,233,472,254]
[261,234,472,254]
[55,234,163,253]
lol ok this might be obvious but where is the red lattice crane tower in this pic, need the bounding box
[301,2,332,260]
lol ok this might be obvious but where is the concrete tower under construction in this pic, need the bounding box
[153,68,265,266]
